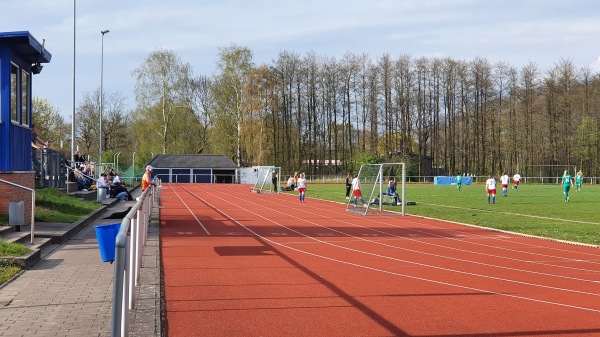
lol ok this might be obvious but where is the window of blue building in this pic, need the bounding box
[21,70,29,126]
[10,62,19,122]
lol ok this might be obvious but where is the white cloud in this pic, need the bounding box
[591,56,600,74]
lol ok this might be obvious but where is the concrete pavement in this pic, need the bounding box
[0,190,161,337]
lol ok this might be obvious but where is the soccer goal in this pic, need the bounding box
[346,163,406,216]
[250,166,281,194]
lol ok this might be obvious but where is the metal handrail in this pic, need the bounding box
[0,178,35,244]
[110,179,161,337]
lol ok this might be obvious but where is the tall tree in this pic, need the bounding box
[32,97,68,150]
[212,44,254,166]
[518,62,540,172]
[101,90,131,161]
[76,90,100,159]
[188,75,215,154]
[574,116,599,175]
[74,89,130,163]
[132,49,193,154]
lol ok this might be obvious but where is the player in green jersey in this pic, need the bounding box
[456,173,463,191]
[561,170,575,202]
[575,170,583,192]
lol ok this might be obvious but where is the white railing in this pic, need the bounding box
[110,179,161,337]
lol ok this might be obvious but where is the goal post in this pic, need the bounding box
[346,163,406,216]
[250,166,281,193]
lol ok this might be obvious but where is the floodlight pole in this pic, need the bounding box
[99,29,109,175]
[71,0,76,167]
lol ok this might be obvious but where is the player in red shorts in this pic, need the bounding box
[351,174,366,207]
[513,173,521,190]
[297,173,307,203]
[485,175,497,204]
[500,172,509,197]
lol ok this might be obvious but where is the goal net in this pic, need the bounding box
[250,166,281,193]
[346,163,406,216]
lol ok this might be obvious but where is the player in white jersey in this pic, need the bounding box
[500,172,509,197]
[513,173,521,190]
[297,173,307,203]
[351,174,366,207]
[485,175,497,204]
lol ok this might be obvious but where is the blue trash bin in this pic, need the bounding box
[95,223,121,263]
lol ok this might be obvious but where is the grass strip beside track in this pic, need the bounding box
[290,183,600,246]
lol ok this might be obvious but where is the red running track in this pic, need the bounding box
[159,184,600,337]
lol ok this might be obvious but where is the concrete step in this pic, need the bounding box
[70,189,98,201]
[2,230,33,245]
[0,236,54,269]
[0,226,14,237]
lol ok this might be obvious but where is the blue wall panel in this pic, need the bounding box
[434,176,472,185]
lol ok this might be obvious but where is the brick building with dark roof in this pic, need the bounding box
[147,154,239,183]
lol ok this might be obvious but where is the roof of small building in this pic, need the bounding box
[148,154,239,169]
[0,31,52,64]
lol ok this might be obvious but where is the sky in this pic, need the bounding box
[2,0,600,121]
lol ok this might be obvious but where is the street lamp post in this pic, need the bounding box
[99,29,109,175]
[71,0,76,168]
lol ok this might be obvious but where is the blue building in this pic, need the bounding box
[0,31,52,222]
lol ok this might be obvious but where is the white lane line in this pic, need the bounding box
[170,184,210,235]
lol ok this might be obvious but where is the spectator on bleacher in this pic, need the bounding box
[142,165,155,191]
[83,163,93,177]
[31,123,50,149]
[96,173,110,194]
[112,172,121,185]
[111,181,133,201]
[68,167,76,182]
[31,123,50,179]
[78,152,87,164]
[115,190,130,201]
[73,167,92,191]
[74,151,83,164]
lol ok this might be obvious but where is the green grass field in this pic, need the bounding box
[294,182,600,246]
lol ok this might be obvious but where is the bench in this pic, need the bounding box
[368,193,400,206]
[382,193,400,206]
